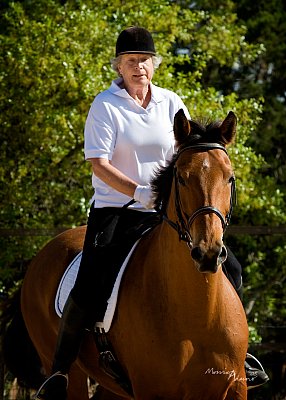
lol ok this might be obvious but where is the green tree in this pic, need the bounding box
[193,0,286,185]
[234,0,286,187]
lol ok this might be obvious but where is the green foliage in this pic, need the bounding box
[236,0,286,186]
[195,0,286,185]
[0,0,285,353]
[229,233,286,348]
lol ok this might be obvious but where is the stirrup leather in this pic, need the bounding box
[94,326,133,396]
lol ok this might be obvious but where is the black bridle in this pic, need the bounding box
[162,143,236,248]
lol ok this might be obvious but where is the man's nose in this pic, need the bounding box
[134,60,143,68]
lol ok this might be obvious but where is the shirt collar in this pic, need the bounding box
[109,78,165,104]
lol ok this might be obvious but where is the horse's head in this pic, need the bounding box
[173,109,236,273]
[153,109,237,274]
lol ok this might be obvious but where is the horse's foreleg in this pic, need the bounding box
[225,381,247,400]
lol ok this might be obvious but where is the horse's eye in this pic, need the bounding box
[178,175,186,186]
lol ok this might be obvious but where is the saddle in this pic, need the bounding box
[56,211,161,327]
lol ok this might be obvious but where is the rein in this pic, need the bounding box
[162,143,236,248]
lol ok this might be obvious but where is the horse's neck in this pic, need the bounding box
[145,222,225,322]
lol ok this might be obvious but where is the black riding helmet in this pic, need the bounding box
[115,26,156,57]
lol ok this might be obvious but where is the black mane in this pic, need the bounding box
[151,119,223,211]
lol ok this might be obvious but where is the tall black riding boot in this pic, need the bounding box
[35,295,88,400]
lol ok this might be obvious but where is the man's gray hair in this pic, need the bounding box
[111,55,162,75]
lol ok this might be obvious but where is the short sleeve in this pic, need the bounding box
[84,96,116,160]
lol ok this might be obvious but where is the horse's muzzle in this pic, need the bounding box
[191,244,228,273]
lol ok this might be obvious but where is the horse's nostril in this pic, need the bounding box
[191,246,203,262]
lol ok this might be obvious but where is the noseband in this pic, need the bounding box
[162,143,236,248]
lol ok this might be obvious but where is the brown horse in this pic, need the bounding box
[20,110,248,399]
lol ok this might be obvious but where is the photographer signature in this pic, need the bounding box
[205,367,257,382]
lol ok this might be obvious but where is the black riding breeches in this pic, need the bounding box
[70,204,155,321]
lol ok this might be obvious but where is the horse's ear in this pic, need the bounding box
[220,111,237,145]
[174,109,191,146]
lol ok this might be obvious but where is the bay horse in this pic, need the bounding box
[19,109,248,399]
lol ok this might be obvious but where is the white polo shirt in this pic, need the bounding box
[84,78,190,209]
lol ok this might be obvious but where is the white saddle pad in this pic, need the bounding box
[55,240,139,332]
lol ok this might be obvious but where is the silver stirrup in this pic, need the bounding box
[246,352,266,372]
[33,371,68,399]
